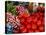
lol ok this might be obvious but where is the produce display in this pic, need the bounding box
[5,1,45,34]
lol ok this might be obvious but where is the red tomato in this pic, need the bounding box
[31,24,37,30]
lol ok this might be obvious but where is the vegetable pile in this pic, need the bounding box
[5,1,45,34]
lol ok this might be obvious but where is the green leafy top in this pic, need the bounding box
[7,3,17,15]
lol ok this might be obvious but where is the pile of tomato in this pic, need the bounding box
[6,5,45,34]
[18,11,45,33]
